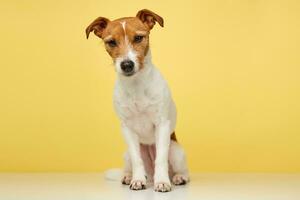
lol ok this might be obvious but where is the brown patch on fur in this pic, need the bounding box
[136,9,164,29]
[170,132,177,142]
[86,9,163,71]
[86,17,110,39]
[122,18,150,69]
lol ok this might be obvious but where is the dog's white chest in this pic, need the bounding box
[113,65,176,144]
[126,95,157,138]
[114,89,158,144]
[128,94,155,113]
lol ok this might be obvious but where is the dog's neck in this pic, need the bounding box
[117,50,155,95]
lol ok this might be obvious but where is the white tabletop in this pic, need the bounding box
[0,173,299,200]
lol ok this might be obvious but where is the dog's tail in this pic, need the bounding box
[104,168,123,181]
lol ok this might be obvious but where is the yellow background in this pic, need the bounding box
[0,0,300,172]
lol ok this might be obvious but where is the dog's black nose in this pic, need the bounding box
[120,60,134,73]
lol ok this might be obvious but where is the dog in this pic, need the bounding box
[86,9,189,192]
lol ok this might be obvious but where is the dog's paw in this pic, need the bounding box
[121,174,132,185]
[172,174,189,185]
[154,182,172,192]
[129,180,146,190]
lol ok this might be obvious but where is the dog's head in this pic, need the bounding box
[86,9,163,77]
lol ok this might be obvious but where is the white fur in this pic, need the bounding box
[113,50,189,191]
[121,21,126,30]
[114,21,139,75]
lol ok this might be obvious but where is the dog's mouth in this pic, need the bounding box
[122,71,135,77]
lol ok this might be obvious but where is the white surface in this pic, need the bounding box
[0,173,300,200]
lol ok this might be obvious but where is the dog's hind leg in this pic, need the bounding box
[169,141,190,185]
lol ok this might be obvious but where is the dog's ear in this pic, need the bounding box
[86,17,110,39]
[136,9,164,30]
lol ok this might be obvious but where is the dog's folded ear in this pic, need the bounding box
[136,9,164,30]
[86,17,110,39]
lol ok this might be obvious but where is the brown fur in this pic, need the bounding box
[170,132,177,142]
[86,9,163,71]
[136,9,164,29]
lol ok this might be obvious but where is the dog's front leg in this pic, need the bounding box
[121,123,147,190]
[154,120,172,192]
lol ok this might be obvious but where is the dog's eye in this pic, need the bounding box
[133,35,144,43]
[106,39,117,47]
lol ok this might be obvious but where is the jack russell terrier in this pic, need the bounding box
[86,9,189,192]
